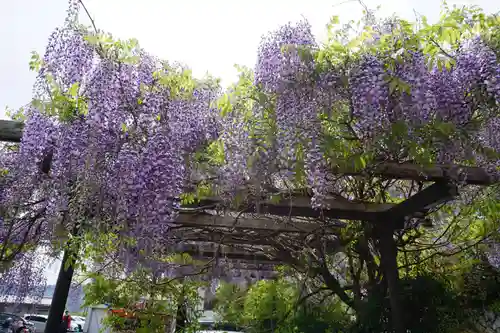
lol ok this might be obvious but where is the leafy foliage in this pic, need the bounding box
[215,279,351,333]
[83,271,204,333]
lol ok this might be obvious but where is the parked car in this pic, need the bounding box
[23,315,46,333]
[196,311,243,333]
[69,320,83,332]
[0,313,35,333]
[70,316,85,332]
[197,321,243,333]
[24,314,83,333]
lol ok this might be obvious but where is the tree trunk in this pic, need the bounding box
[44,249,75,333]
[45,221,80,333]
[377,224,405,333]
[175,286,188,332]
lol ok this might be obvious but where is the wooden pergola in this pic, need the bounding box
[1,119,498,333]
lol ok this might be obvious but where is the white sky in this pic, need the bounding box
[0,0,497,283]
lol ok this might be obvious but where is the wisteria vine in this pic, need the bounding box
[0,0,499,298]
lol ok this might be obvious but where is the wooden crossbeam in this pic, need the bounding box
[174,228,341,253]
[173,230,285,246]
[383,181,458,222]
[174,242,269,254]
[217,263,278,272]
[193,260,280,272]
[175,212,345,233]
[172,230,286,246]
[175,243,275,262]
[2,119,496,185]
[360,162,497,186]
[0,120,23,143]
[189,252,272,262]
[184,197,394,221]
[172,229,336,247]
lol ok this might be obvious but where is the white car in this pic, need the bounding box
[70,317,85,332]
[196,311,243,333]
[23,314,47,333]
[24,314,83,333]
[197,321,243,333]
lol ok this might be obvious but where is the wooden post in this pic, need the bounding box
[376,222,405,333]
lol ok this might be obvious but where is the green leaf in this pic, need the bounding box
[330,15,340,25]
[444,60,452,71]
[437,60,443,72]
[389,78,398,94]
[28,51,42,72]
[436,121,455,135]
[269,194,282,204]
[68,82,80,98]
[359,155,367,169]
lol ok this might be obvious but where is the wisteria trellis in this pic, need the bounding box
[0,0,499,303]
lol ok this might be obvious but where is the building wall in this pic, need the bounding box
[0,302,50,315]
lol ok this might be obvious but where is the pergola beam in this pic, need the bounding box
[175,243,275,263]
[215,263,278,272]
[0,120,23,143]
[175,212,345,233]
[382,181,458,223]
[172,230,287,247]
[182,197,395,221]
[360,161,497,186]
[172,228,341,248]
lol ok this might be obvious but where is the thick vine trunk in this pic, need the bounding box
[175,285,188,332]
[377,224,405,333]
[45,221,80,333]
[44,249,75,333]
[316,262,355,309]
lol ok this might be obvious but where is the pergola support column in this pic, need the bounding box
[376,221,405,333]
[175,280,188,332]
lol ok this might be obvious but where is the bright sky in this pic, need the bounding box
[0,0,497,283]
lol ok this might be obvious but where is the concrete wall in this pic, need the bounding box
[0,297,51,316]
[83,305,110,333]
[0,302,50,315]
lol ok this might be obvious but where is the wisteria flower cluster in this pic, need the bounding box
[1,0,221,289]
[220,13,500,207]
[0,250,47,303]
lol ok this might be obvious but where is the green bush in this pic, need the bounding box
[215,279,351,333]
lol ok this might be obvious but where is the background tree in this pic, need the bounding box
[214,277,351,333]
[82,267,204,333]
